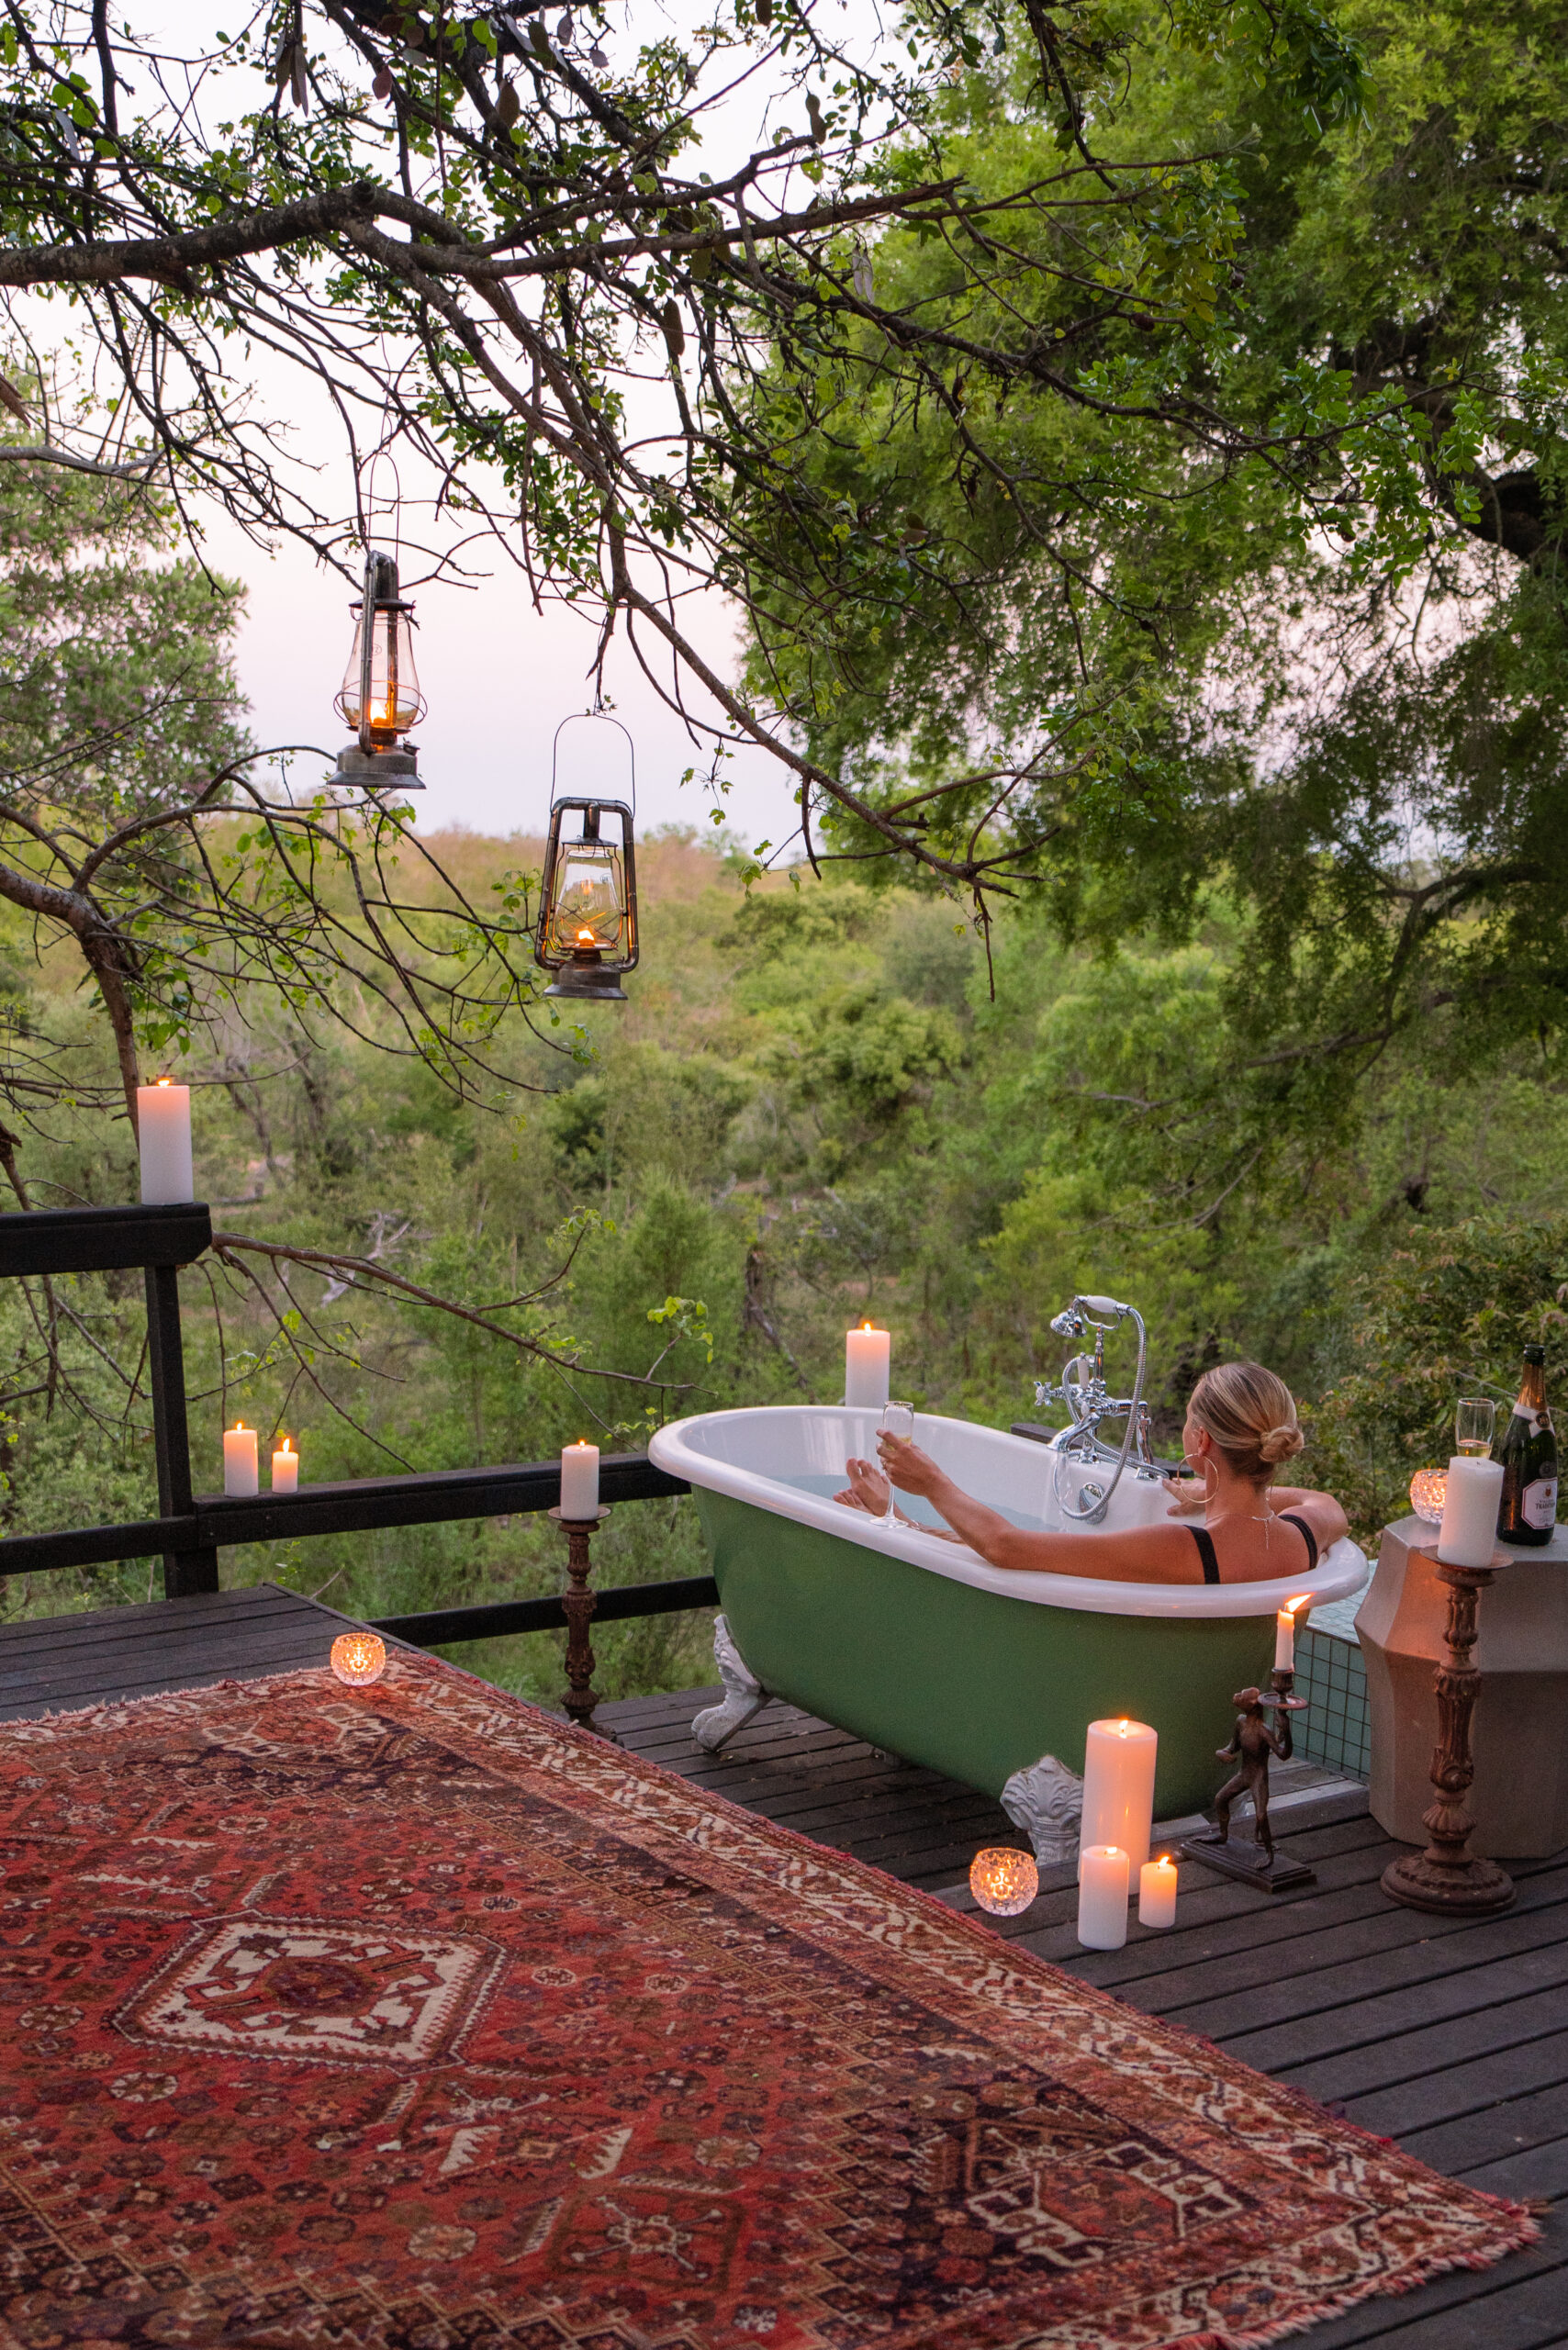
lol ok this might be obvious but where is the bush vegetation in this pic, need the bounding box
[3,825,1562,1703]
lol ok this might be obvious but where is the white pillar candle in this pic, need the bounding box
[1081,1717,1158,1875]
[1078,1844,1130,1949]
[223,1423,258,1497]
[1439,1454,1505,1569]
[560,1439,599,1520]
[1138,1854,1178,1929]
[137,1079,193,1204]
[1275,1600,1304,1672]
[845,1323,890,1409]
[272,1438,298,1494]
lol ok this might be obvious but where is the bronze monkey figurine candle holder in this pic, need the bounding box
[1179,1669,1316,1894]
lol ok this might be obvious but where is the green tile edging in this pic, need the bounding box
[1295,1618,1371,1782]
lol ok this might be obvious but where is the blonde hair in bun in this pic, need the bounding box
[1190,1361,1304,1483]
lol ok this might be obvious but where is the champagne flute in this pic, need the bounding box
[1455,1398,1496,1459]
[877,1401,915,1527]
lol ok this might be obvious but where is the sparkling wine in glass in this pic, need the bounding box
[1455,1397,1496,1459]
[877,1402,915,1527]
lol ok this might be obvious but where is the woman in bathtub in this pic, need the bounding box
[834,1360,1347,1586]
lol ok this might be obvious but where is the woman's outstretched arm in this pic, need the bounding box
[872,1438,1204,1583]
[1268,1485,1350,1550]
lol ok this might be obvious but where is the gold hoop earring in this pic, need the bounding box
[1182,1449,1216,1494]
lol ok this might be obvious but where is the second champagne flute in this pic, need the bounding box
[1455,1398,1496,1459]
[877,1402,915,1528]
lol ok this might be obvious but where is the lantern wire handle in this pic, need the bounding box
[550,711,636,818]
[360,444,404,570]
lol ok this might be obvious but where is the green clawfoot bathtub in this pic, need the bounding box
[649,1406,1366,1820]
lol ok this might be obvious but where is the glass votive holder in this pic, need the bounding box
[330,1630,386,1687]
[1409,1467,1448,1526]
[969,1846,1039,1916]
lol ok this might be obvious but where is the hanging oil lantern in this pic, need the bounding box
[534,712,639,1002]
[332,547,426,789]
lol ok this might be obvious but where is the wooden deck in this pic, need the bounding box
[4,1583,1566,2345]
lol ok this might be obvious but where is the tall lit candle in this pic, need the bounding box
[223,1423,258,1497]
[272,1437,298,1494]
[1439,1455,1505,1569]
[560,1439,599,1520]
[1138,1853,1178,1929]
[1275,1595,1309,1673]
[137,1078,193,1204]
[845,1323,890,1409]
[1081,1718,1158,1875]
[1078,1844,1130,1949]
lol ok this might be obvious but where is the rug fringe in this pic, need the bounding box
[1158,2210,1541,2350]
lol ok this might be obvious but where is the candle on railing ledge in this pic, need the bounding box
[1078,1844,1130,1949]
[1274,1595,1310,1673]
[1081,1717,1158,1876]
[1138,1853,1178,1930]
[969,1846,1039,1917]
[560,1438,599,1521]
[330,1629,386,1687]
[223,1422,258,1497]
[1409,1466,1448,1526]
[845,1322,890,1410]
[1439,1454,1505,1568]
[136,1077,193,1204]
[272,1437,298,1494]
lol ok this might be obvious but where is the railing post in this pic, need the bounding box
[144,1261,218,1597]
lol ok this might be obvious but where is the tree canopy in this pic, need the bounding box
[767,0,1568,1151]
[1,0,1380,890]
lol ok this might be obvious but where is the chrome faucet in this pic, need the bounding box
[1035,1294,1149,1524]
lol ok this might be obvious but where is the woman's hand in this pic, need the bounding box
[1162,1475,1206,1517]
[877,1435,946,1499]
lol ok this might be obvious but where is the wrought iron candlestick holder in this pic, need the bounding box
[1382,1545,1514,1916]
[548,1505,617,1740]
[1179,1668,1316,1894]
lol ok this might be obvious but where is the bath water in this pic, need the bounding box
[780,1470,1049,1534]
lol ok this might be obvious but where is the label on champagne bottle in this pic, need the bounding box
[1523,1476,1558,1530]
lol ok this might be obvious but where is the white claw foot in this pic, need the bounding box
[691,1614,770,1752]
[1001,1752,1084,1866]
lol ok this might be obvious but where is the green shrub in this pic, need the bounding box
[1307,1218,1568,1545]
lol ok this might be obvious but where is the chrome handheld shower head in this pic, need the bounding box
[1049,1304,1088,1338]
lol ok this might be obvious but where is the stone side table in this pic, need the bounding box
[1358,1516,1568,1858]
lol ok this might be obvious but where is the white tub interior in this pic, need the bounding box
[650,1404,1367,1620]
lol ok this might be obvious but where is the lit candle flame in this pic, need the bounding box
[156,1076,172,1088]
[230,1421,248,1434]
[279,1437,293,1457]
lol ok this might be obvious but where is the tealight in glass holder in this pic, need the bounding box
[1409,1467,1448,1526]
[969,1846,1039,1916]
[330,1630,386,1687]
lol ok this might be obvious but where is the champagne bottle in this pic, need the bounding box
[1496,1344,1558,1548]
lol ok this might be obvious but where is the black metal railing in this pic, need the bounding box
[0,1203,700,1647]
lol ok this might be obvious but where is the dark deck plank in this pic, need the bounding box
[0,1586,371,1719]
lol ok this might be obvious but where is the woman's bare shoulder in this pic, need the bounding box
[999,1518,1204,1583]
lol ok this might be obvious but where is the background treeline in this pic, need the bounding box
[1,825,1562,1704]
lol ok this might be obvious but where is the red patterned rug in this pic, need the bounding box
[0,1650,1534,2350]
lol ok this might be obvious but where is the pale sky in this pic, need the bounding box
[127,0,878,852]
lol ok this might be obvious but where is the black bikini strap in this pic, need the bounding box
[1279,1512,1320,1573]
[1188,1524,1221,1584]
